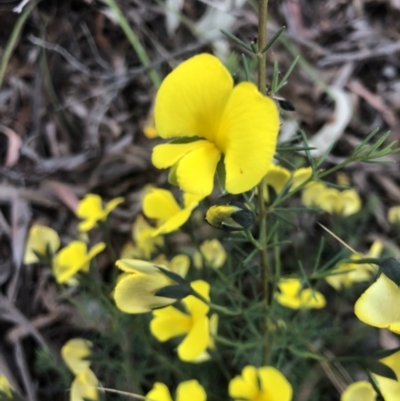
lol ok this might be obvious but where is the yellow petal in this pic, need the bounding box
[199,239,227,269]
[175,141,221,196]
[176,380,206,401]
[183,193,204,208]
[152,141,210,169]
[150,306,191,341]
[143,188,181,221]
[388,206,400,224]
[152,207,195,236]
[229,365,259,400]
[299,288,326,309]
[183,280,210,319]
[301,182,326,207]
[53,241,87,284]
[177,315,209,361]
[216,82,279,194]
[0,375,13,398]
[337,189,361,216]
[70,369,99,401]
[155,53,233,142]
[317,187,340,214]
[24,225,60,264]
[169,255,190,278]
[85,242,106,271]
[61,338,92,375]
[264,165,291,196]
[355,273,400,333]
[76,194,106,231]
[258,366,293,401]
[114,273,174,314]
[341,382,376,401]
[116,259,164,275]
[368,240,383,258]
[374,350,400,401]
[120,242,143,259]
[104,197,124,214]
[291,167,313,191]
[133,215,164,258]
[146,382,173,401]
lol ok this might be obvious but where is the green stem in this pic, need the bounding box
[257,0,271,366]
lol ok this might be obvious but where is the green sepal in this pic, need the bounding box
[156,266,187,285]
[155,284,192,300]
[168,162,179,186]
[363,359,397,381]
[216,156,226,193]
[231,205,255,230]
[378,258,400,286]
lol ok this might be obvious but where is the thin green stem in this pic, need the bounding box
[257,0,271,366]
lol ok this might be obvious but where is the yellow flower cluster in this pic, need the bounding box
[61,339,99,401]
[302,182,361,216]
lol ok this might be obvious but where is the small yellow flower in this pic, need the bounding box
[61,338,93,375]
[113,259,183,314]
[302,183,361,216]
[193,239,227,269]
[152,53,279,197]
[143,188,203,236]
[152,254,190,278]
[150,280,210,361]
[275,278,326,309]
[70,368,99,401]
[229,365,293,401]
[388,206,400,225]
[76,194,124,232]
[24,225,60,264]
[53,241,106,284]
[355,273,400,333]
[146,380,206,401]
[341,381,376,401]
[326,241,383,290]
[120,215,164,259]
[0,375,13,399]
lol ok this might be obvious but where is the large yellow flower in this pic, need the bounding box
[146,380,206,401]
[150,280,210,361]
[229,365,292,401]
[152,53,279,197]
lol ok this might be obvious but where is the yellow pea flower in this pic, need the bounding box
[146,380,206,401]
[150,280,210,362]
[301,182,327,207]
[326,241,383,290]
[24,225,60,264]
[229,365,293,401]
[0,375,12,399]
[388,206,400,224]
[275,278,326,309]
[76,194,124,232]
[193,313,219,363]
[61,338,93,375]
[152,53,279,197]
[143,188,203,236]
[113,259,184,314]
[193,239,227,269]
[152,254,190,278]
[355,273,400,333]
[70,368,99,401]
[341,381,376,401]
[53,241,106,284]
[120,215,164,259]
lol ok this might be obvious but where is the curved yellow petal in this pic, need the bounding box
[217,82,279,194]
[155,53,233,142]
[152,207,195,236]
[176,380,206,401]
[177,316,209,361]
[114,274,175,314]
[76,194,106,231]
[150,306,191,341]
[61,338,92,375]
[299,289,326,309]
[229,365,259,400]
[355,274,400,333]
[70,369,99,401]
[258,366,293,401]
[183,280,210,318]
[120,242,143,259]
[170,255,190,278]
[337,189,361,216]
[175,141,221,196]
[301,182,326,207]
[146,382,173,401]
[291,167,312,191]
[317,188,340,214]
[104,197,124,214]
[374,350,400,401]
[152,141,210,169]
[264,165,291,196]
[199,239,227,269]
[143,189,181,221]
[341,382,376,401]
[388,206,400,225]
[368,240,383,258]
[24,225,60,264]
[116,259,163,275]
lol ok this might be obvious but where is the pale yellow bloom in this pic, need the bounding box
[193,239,227,269]
[70,369,99,401]
[388,206,400,225]
[146,380,206,401]
[24,225,60,264]
[61,338,93,375]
